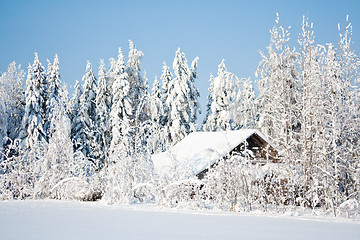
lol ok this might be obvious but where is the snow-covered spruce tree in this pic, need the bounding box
[126,40,153,198]
[188,57,201,127]
[256,14,300,163]
[95,59,110,168]
[164,48,200,144]
[4,53,49,199]
[126,41,153,161]
[126,40,149,123]
[203,73,214,129]
[106,47,134,151]
[105,53,133,203]
[19,53,48,150]
[104,43,154,203]
[0,62,24,145]
[164,54,188,144]
[149,76,166,153]
[107,48,127,108]
[203,59,238,131]
[70,80,82,143]
[160,62,173,145]
[45,54,62,138]
[73,61,101,170]
[108,48,129,156]
[107,57,116,96]
[132,80,153,199]
[150,76,164,129]
[232,77,257,129]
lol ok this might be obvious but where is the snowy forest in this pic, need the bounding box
[0,16,359,218]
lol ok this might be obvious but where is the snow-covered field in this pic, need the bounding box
[0,200,359,240]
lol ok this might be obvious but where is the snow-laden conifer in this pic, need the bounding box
[188,57,201,127]
[232,77,256,129]
[203,60,238,131]
[160,62,172,144]
[45,54,62,138]
[203,74,214,129]
[109,50,131,159]
[150,77,163,128]
[96,59,110,167]
[105,54,133,203]
[164,48,200,144]
[73,61,100,169]
[108,48,126,106]
[148,76,166,153]
[19,53,48,149]
[126,41,153,188]
[126,40,149,125]
[70,80,82,144]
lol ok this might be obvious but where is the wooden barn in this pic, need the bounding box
[152,129,279,180]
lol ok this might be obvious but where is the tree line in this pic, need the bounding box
[0,16,359,217]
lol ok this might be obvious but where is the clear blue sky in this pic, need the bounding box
[1,0,359,121]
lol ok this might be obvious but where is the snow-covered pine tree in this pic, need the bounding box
[74,61,100,169]
[107,48,127,107]
[95,59,110,168]
[19,53,48,149]
[160,62,172,145]
[188,57,201,129]
[164,48,200,144]
[126,41,153,193]
[150,77,163,129]
[41,58,49,138]
[105,53,134,203]
[203,59,238,131]
[70,80,82,143]
[148,76,166,153]
[109,51,131,161]
[9,53,49,199]
[107,57,116,95]
[165,52,188,144]
[232,77,256,129]
[45,54,62,138]
[160,63,172,115]
[126,40,149,123]
[203,73,214,129]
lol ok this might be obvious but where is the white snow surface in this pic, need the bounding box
[153,129,269,177]
[0,200,359,240]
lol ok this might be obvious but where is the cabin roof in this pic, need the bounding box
[152,129,276,178]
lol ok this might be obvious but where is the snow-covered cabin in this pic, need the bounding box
[152,129,279,179]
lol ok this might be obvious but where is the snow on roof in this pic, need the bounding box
[152,129,270,178]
